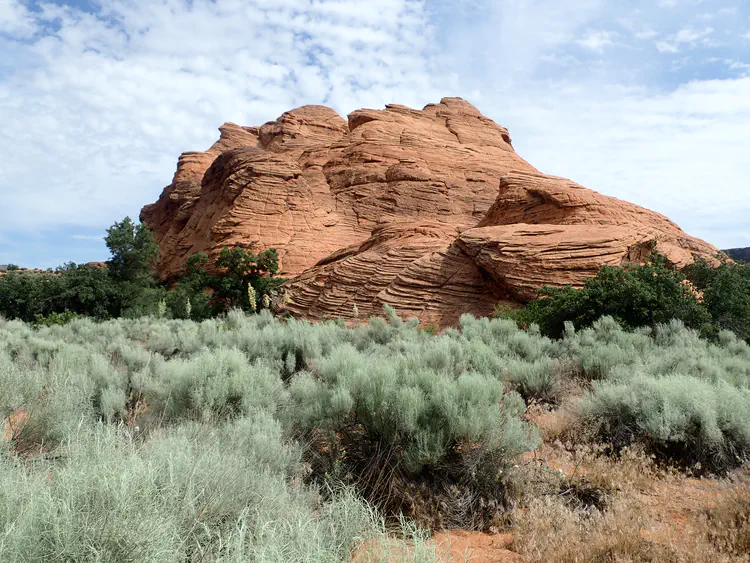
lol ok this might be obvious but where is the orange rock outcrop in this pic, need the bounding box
[141,98,720,327]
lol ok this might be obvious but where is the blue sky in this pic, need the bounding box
[1,0,749,268]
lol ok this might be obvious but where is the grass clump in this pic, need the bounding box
[702,476,750,557]
[581,374,750,474]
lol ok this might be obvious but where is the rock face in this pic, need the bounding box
[142,98,721,327]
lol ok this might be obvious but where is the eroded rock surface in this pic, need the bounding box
[142,98,536,280]
[142,98,721,327]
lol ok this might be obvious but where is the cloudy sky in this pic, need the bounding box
[1,0,749,267]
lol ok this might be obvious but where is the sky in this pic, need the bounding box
[1,0,749,268]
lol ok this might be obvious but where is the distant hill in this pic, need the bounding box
[724,247,750,262]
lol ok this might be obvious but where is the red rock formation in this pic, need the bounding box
[456,170,720,301]
[284,221,505,328]
[142,98,536,279]
[142,98,721,326]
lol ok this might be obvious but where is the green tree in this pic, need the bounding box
[211,247,283,313]
[0,271,63,322]
[104,217,159,284]
[166,253,213,320]
[104,217,163,318]
[500,253,712,338]
[685,258,750,341]
[53,262,120,319]
[165,248,283,318]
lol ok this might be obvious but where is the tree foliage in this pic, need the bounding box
[104,216,159,284]
[685,258,750,342]
[211,246,282,313]
[498,252,750,342]
[0,218,283,322]
[0,270,62,322]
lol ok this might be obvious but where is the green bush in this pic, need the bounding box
[580,374,750,473]
[5,300,748,560]
[0,270,64,322]
[0,420,445,562]
[211,246,284,313]
[503,252,750,345]
[138,349,287,423]
[499,253,713,338]
[0,313,462,562]
[0,218,283,323]
[503,358,558,403]
[568,317,750,472]
[32,310,79,328]
[286,313,540,528]
[290,347,536,472]
[685,258,750,342]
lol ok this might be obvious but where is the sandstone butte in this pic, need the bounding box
[141,97,721,328]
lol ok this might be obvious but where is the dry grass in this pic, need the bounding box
[2,407,28,442]
[696,470,750,559]
[511,493,676,562]
[509,461,750,563]
[510,405,750,563]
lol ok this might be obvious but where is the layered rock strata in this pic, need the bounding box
[142,98,721,327]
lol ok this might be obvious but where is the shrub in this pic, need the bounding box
[0,308,544,545]
[503,358,558,403]
[289,337,540,528]
[6,303,749,557]
[32,310,79,328]
[0,420,445,562]
[580,373,750,473]
[138,349,287,424]
[0,310,455,560]
[0,220,283,323]
[209,246,284,314]
[53,262,121,318]
[686,258,750,342]
[501,253,712,338]
[0,270,64,322]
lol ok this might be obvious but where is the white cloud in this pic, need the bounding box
[434,0,605,84]
[725,59,750,74]
[0,0,446,238]
[635,27,659,40]
[655,26,714,53]
[1,0,749,265]
[655,41,680,53]
[0,0,36,37]
[676,26,714,43]
[432,3,750,250]
[577,29,615,52]
[494,77,750,248]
